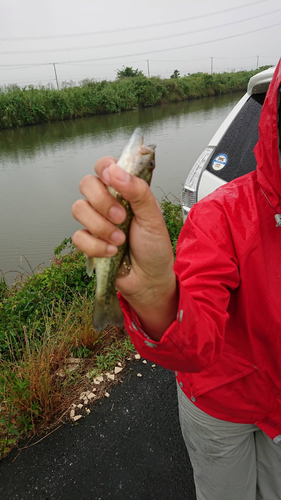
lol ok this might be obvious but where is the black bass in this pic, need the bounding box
[87,128,156,332]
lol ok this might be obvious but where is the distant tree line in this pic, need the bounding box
[0,66,273,129]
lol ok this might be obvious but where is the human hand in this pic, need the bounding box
[72,157,178,337]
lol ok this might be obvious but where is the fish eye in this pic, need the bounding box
[149,161,154,167]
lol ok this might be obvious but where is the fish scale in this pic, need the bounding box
[87,128,156,332]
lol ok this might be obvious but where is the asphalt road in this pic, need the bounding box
[0,359,196,500]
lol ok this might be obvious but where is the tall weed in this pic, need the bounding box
[0,68,270,129]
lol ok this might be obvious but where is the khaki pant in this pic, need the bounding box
[177,383,281,500]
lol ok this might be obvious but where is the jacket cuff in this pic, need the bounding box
[117,275,203,372]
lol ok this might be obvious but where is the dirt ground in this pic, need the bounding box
[0,359,196,500]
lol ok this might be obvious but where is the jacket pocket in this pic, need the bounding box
[190,348,258,398]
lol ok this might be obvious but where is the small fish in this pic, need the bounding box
[87,128,156,332]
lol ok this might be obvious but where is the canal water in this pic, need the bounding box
[0,92,243,283]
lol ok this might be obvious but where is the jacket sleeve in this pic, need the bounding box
[118,197,240,373]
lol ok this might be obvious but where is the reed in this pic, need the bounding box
[0,68,270,130]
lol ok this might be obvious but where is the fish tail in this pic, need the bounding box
[93,293,124,332]
[86,256,96,277]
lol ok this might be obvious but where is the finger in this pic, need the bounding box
[103,163,164,226]
[79,174,126,224]
[71,199,126,246]
[94,156,117,177]
[72,229,118,257]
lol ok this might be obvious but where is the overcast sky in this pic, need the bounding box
[0,0,280,88]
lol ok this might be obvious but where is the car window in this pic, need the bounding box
[206,93,266,183]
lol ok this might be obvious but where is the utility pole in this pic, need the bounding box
[53,63,59,90]
[256,55,259,69]
[210,57,213,74]
[146,59,150,78]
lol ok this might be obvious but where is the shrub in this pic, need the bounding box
[0,200,184,456]
[0,68,270,129]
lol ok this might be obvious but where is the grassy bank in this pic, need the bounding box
[0,201,183,458]
[0,68,270,129]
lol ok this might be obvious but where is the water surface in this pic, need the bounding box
[0,93,243,283]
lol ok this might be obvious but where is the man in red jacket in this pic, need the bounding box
[72,59,281,499]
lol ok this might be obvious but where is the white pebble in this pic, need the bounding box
[114,366,123,374]
[135,354,141,360]
[73,415,82,422]
[105,392,110,398]
[137,373,142,377]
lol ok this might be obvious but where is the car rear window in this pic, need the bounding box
[206,93,265,182]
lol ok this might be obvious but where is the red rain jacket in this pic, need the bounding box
[119,59,281,441]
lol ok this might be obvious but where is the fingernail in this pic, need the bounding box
[102,168,110,184]
[111,231,125,245]
[106,244,118,256]
[111,164,130,183]
[109,206,125,223]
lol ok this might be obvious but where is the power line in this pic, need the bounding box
[151,58,211,63]
[0,0,267,42]
[0,58,276,87]
[0,62,51,69]
[1,77,57,84]
[1,9,279,55]
[0,64,49,71]
[0,47,278,74]
[0,60,146,69]
[53,22,281,64]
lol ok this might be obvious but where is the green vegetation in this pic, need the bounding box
[0,67,272,129]
[170,69,180,79]
[116,66,145,79]
[0,201,183,458]
[161,200,183,255]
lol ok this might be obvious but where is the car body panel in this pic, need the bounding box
[182,67,275,221]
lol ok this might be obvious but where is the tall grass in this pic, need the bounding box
[0,201,183,458]
[0,238,100,456]
[0,68,270,129]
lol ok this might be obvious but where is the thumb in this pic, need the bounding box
[104,163,162,223]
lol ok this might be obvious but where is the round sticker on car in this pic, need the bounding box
[212,153,228,171]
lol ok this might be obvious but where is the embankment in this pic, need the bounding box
[0,68,269,130]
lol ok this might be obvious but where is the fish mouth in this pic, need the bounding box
[127,128,144,154]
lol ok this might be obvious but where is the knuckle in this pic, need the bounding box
[95,219,114,241]
[93,189,105,208]
[91,241,107,258]
[95,156,116,174]
[134,178,150,205]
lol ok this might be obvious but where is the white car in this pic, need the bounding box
[182,66,275,221]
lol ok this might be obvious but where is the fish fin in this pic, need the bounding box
[86,256,96,277]
[140,144,156,155]
[117,253,131,277]
[93,293,124,332]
